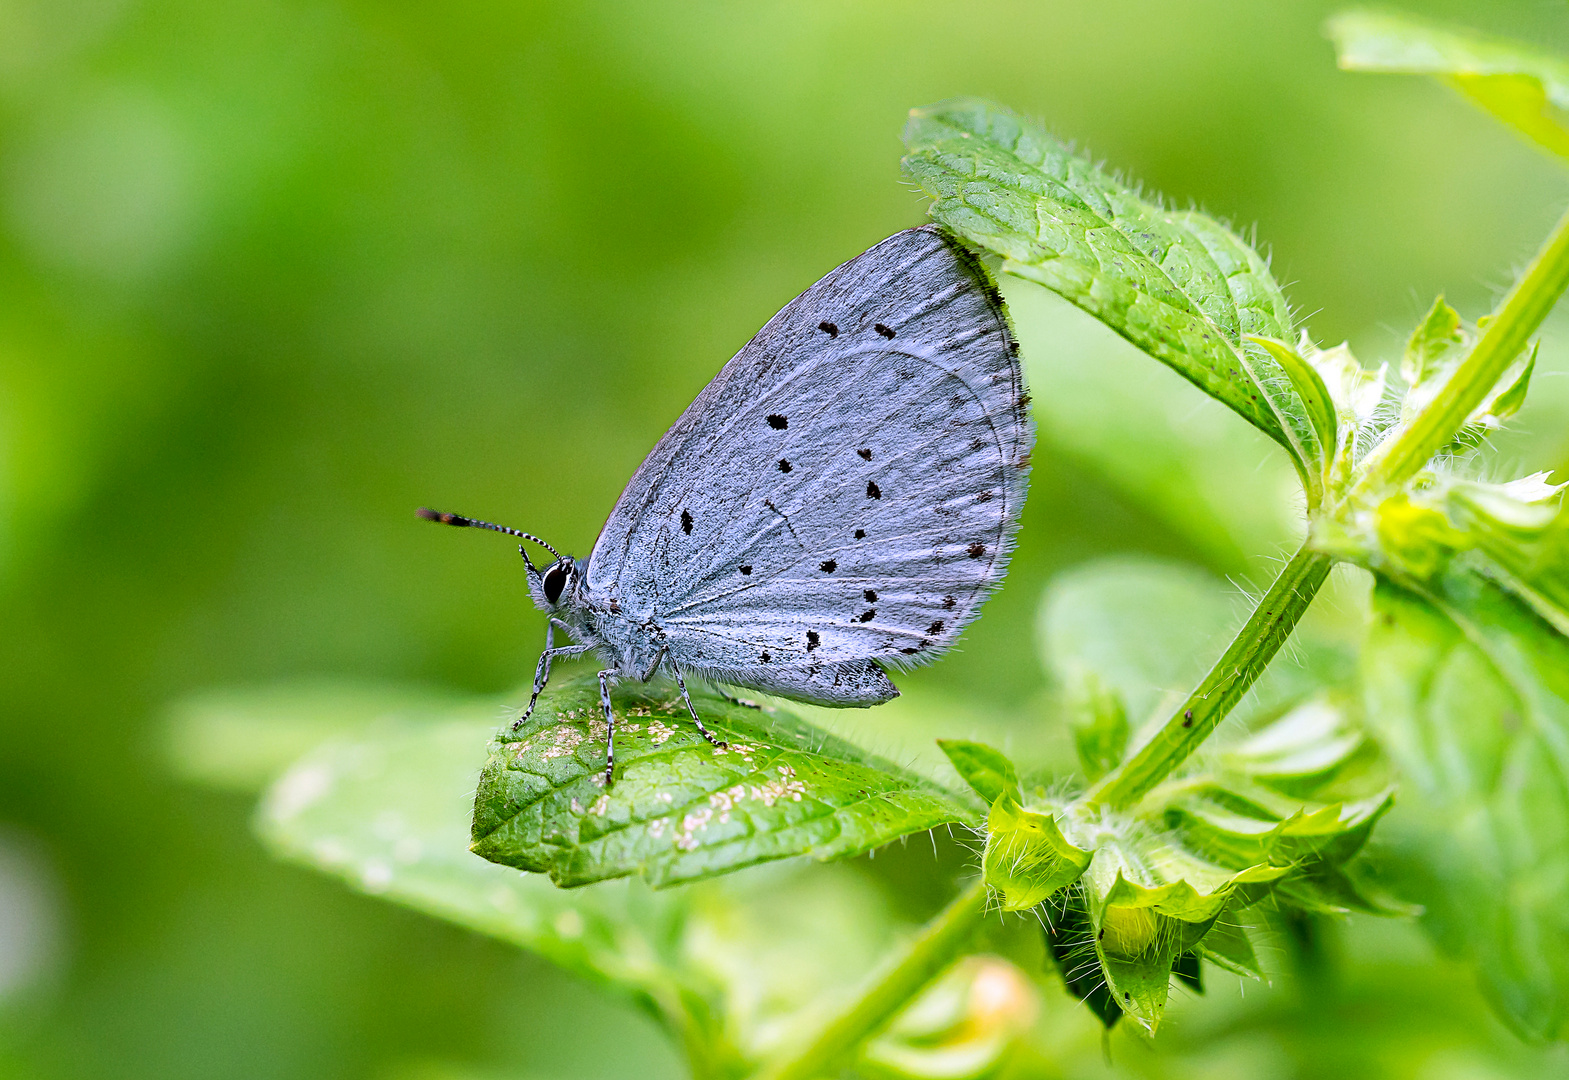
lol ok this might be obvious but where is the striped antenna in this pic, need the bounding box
[416,508,562,561]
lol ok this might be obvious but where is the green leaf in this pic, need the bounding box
[254,712,735,1059]
[1009,282,1301,568]
[1196,919,1262,980]
[1403,296,1466,389]
[901,98,1323,501]
[1455,492,1569,638]
[471,674,973,888]
[164,679,459,792]
[1248,336,1338,476]
[252,693,942,1075]
[1081,843,1284,1031]
[936,739,1019,805]
[1364,569,1569,1040]
[1061,669,1129,783]
[981,795,1092,911]
[1328,10,1569,163]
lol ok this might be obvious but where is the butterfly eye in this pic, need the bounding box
[543,564,568,605]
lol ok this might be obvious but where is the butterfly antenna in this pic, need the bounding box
[416,508,562,560]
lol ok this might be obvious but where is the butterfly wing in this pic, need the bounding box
[585,226,1031,704]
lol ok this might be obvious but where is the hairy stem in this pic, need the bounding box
[754,878,988,1080]
[1356,200,1569,492]
[1084,541,1333,810]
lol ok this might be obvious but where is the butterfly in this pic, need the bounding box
[421,225,1033,785]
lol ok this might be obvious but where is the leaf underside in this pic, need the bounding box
[1366,568,1569,1041]
[901,97,1321,498]
[471,674,975,888]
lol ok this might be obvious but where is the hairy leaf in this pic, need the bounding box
[902,98,1322,500]
[471,675,973,888]
[1365,570,1569,1040]
[1249,336,1338,474]
[1329,10,1569,162]
[982,795,1092,911]
[1080,841,1283,1030]
[937,739,1019,806]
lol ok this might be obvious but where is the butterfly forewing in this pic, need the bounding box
[586,227,1031,702]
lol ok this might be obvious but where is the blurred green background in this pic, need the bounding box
[5,0,1569,1077]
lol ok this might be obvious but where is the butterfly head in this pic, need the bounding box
[529,555,579,611]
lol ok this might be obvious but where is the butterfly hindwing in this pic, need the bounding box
[585,226,1031,703]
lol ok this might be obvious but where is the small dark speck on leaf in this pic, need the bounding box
[767,414,788,429]
[967,542,985,558]
[867,481,881,499]
[820,559,837,573]
[681,509,693,534]
[874,323,895,338]
[777,458,792,473]
[818,320,839,337]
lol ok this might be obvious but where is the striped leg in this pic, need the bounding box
[513,619,590,732]
[597,668,619,787]
[668,657,726,749]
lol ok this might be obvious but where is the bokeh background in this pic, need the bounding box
[5,0,1569,1077]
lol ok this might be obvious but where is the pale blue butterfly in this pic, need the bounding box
[421,226,1033,785]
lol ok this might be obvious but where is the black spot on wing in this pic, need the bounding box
[874,323,895,338]
[942,595,956,609]
[863,589,878,602]
[858,448,872,460]
[819,559,837,573]
[866,481,881,499]
[818,320,838,337]
[777,459,792,473]
[927,619,945,635]
[681,509,693,534]
[806,630,819,651]
[738,564,752,575]
[967,542,985,558]
[854,529,865,539]
[767,414,788,429]
[857,609,876,623]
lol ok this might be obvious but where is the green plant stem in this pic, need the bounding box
[754,878,989,1080]
[1356,199,1569,492]
[1084,541,1333,810]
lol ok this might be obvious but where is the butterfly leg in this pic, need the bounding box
[597,668,621,787]
[513,620,591,732]
[668,657,727,750]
